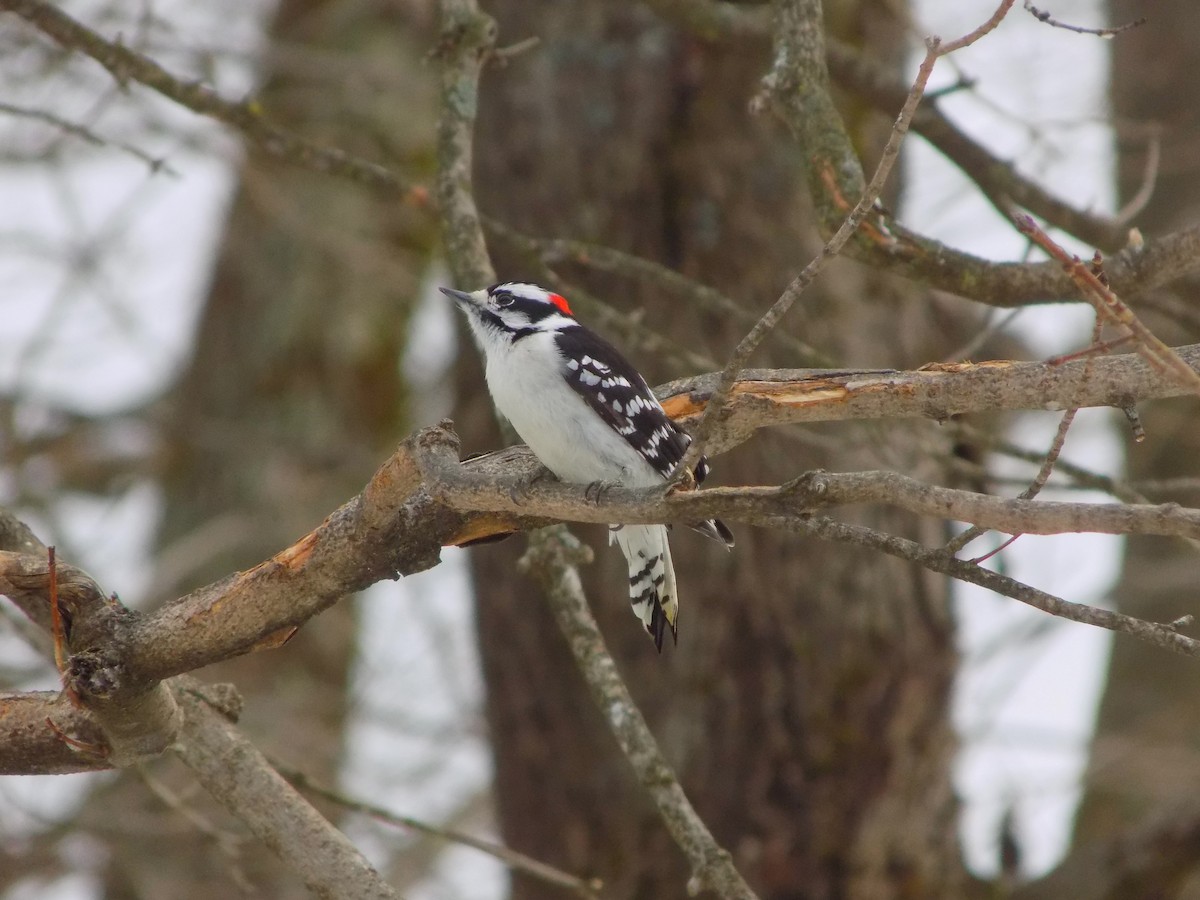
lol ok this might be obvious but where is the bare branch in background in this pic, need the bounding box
[521,526,760,900]
[0,100,176,172]
[278,760,604,898]
[1023,0,1147,38]
[172,681,402,900]
[1014,215,1200,396]
[680,5,953,479]
[3,0,1197,311]
[0,0,424,203]
[797,516,1200,659]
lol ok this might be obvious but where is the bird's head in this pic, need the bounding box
[440,282,576,347]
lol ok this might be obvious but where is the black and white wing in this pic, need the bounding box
[553,325,733,547]
[553,326,689,480]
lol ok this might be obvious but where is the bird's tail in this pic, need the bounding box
[608,524,678,651]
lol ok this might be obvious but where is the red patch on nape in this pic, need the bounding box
[548,292,573,316]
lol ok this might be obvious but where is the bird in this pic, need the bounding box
[441,281,733,650]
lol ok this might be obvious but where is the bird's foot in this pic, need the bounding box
[585,480,619,504]
[509,467,556,505]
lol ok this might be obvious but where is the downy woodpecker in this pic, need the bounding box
[442,281,733,650]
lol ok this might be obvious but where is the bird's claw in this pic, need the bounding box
[510,467,555,505]
[585,480,617,504]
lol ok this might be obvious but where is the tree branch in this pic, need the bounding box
[623,1,1138,253]
[172,680,401,900]
[1014,214,1200,395]
[822,39,1130,252]
[278,761,603,899]
[656,344,1200,455]
[521,527,759,899]
[415,434,1200,541]
[405,425,1200,657]
[6,0,1197,310]
[0,691,111,775]
[794,515,1200,657]
[434,0,496,288]
[4,334,1198,705]
[0,0,422,203]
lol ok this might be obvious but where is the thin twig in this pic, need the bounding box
[945,407,1079,557]
[794,516,1200,658]
[679,0,1019,479]
[1014,215,1200,395]
[1114,128,1161,226]
[0,100,176,173]
[945,315,1103,556]
[0,0,422,202]
[940,0,1017,55]
[277,761,603,899]
[675,35,945,481]
[137,766,252,892]
[1022,0,1146,38]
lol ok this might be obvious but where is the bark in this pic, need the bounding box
[455,2,970,896]
[1069,1,1200,894]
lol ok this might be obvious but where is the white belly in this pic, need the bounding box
[485,334,661,486]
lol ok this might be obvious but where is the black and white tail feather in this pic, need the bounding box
[441,281,733,650]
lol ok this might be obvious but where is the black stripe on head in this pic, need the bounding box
[507,295,562,325]
[485,284,572,340]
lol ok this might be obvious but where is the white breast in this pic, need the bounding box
[483,332,660,486]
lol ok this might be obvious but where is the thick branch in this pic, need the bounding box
[656,345,1200,455]
[0,429,545,753]
[173,682,401,900]
[422,454,1200,542]
[0,691,111,775]
[121,429,510,682]
[0,541,181,767]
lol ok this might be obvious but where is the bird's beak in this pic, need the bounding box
[439,287,476,308]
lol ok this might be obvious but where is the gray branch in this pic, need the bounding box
[522,527,759,900]
[654,344,1200,454]
[174,681,401,900]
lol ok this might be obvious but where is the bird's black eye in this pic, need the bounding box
[493,291,515,308]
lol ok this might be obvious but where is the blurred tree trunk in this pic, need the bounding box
[1071,0,1200,892]
[455,3,974,897]
[85,2,436,897]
